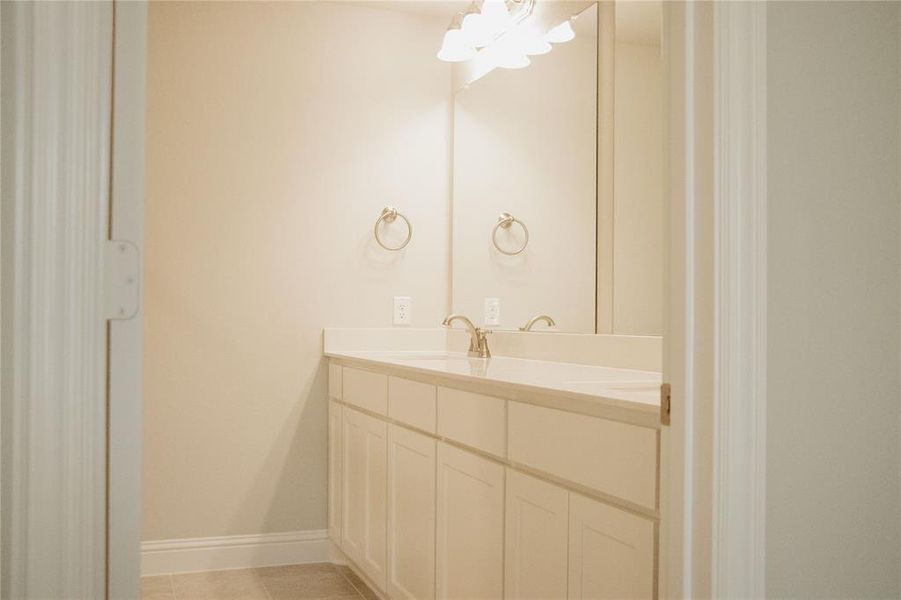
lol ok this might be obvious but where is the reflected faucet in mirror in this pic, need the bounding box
[442,314,492,358]
[520,314,557,331]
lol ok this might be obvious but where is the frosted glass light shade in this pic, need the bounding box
[484,40,530,69]
[512,25,552,55]
[438,29,476,62]
[461,11,495,48]
[496,52,530,69]
[545,20,575,43]
[481,0,512,31]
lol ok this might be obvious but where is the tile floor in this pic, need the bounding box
[140,563,379,600]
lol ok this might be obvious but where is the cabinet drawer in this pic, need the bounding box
[329,363,343,400]
[508,402,657,510]
[343,367,388,415]
[389,377,436,433]
[437,387,506,458]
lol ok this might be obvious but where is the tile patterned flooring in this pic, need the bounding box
[140,563,379,600]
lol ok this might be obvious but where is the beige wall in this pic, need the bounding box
[767,2,901,596]
[451,14,598,333]
[143,1,451,540]
[612,39,663,335]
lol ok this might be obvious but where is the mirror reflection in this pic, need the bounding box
[450,1,663,335]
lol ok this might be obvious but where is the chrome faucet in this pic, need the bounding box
[442,314,492,358]
[519,314,556,331]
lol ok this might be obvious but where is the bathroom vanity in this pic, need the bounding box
[325,349,661,599]
[324,0,666,595]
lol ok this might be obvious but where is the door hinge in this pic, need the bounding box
[104,240,140,320]
[660,383,671,426]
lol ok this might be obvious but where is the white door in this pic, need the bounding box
[436,442,504,600]
[387,425,437,600]
[504,469,569,599]
[568,493,654,600]
[328,400,343,543]
[341,407,388,591]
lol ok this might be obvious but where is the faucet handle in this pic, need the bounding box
[473,328,492,359]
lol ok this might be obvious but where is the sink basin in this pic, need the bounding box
[329,350,662,410]
[362,351,463,360]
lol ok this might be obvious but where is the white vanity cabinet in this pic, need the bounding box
[327,361,659,600]
[436,442,505,600]
[341,406,388,591]
[328,400,342,543]
[387,425,436,600]
[504,470,569,600]
[568,493,655,599]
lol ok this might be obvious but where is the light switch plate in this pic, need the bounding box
[484,297,500,326]
[393,296,412,325]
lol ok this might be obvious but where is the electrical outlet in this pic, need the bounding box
[484,297,500,326]
[393,296,412,326]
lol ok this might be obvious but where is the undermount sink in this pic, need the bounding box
[364,351,463,360]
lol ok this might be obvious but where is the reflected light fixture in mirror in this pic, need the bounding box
[438,27,477,62]
[460,5,495,47]
[437,0,574,69]
[545,19,576,43]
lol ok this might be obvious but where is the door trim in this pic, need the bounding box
[711,2,768,597]
[661,2,767,597]
[107,1,148,597]
[0,2,113,597]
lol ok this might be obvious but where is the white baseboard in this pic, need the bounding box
[141,530,330,576]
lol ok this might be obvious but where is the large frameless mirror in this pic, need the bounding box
[449,0,663,335]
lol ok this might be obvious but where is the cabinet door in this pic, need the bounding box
[505,470,569,599]
[388,425,436,600]
[341,407,388,592]
[328,400,342,544]
[568,494,654,599]
[436,443,504,600]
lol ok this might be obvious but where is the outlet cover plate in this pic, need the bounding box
[484,297,500,326]
[393,296,412,325]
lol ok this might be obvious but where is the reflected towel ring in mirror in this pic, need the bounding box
[492,212,529,255]
[374,206,412,251]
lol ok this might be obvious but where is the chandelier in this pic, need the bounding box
[437,0,577,70]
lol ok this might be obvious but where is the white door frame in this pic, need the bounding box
[1,1,767,598]
[711,2,767,598]
[1,2,113,598]
[108,3,148,599]
[661,1,768,598]
[1,2,147,598]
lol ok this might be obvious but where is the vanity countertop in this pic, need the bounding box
[324,350,662,428]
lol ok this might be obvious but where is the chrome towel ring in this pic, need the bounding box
[374,206,412,251]
[492,212,529,255]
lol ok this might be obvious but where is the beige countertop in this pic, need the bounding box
[324,350,662,428]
